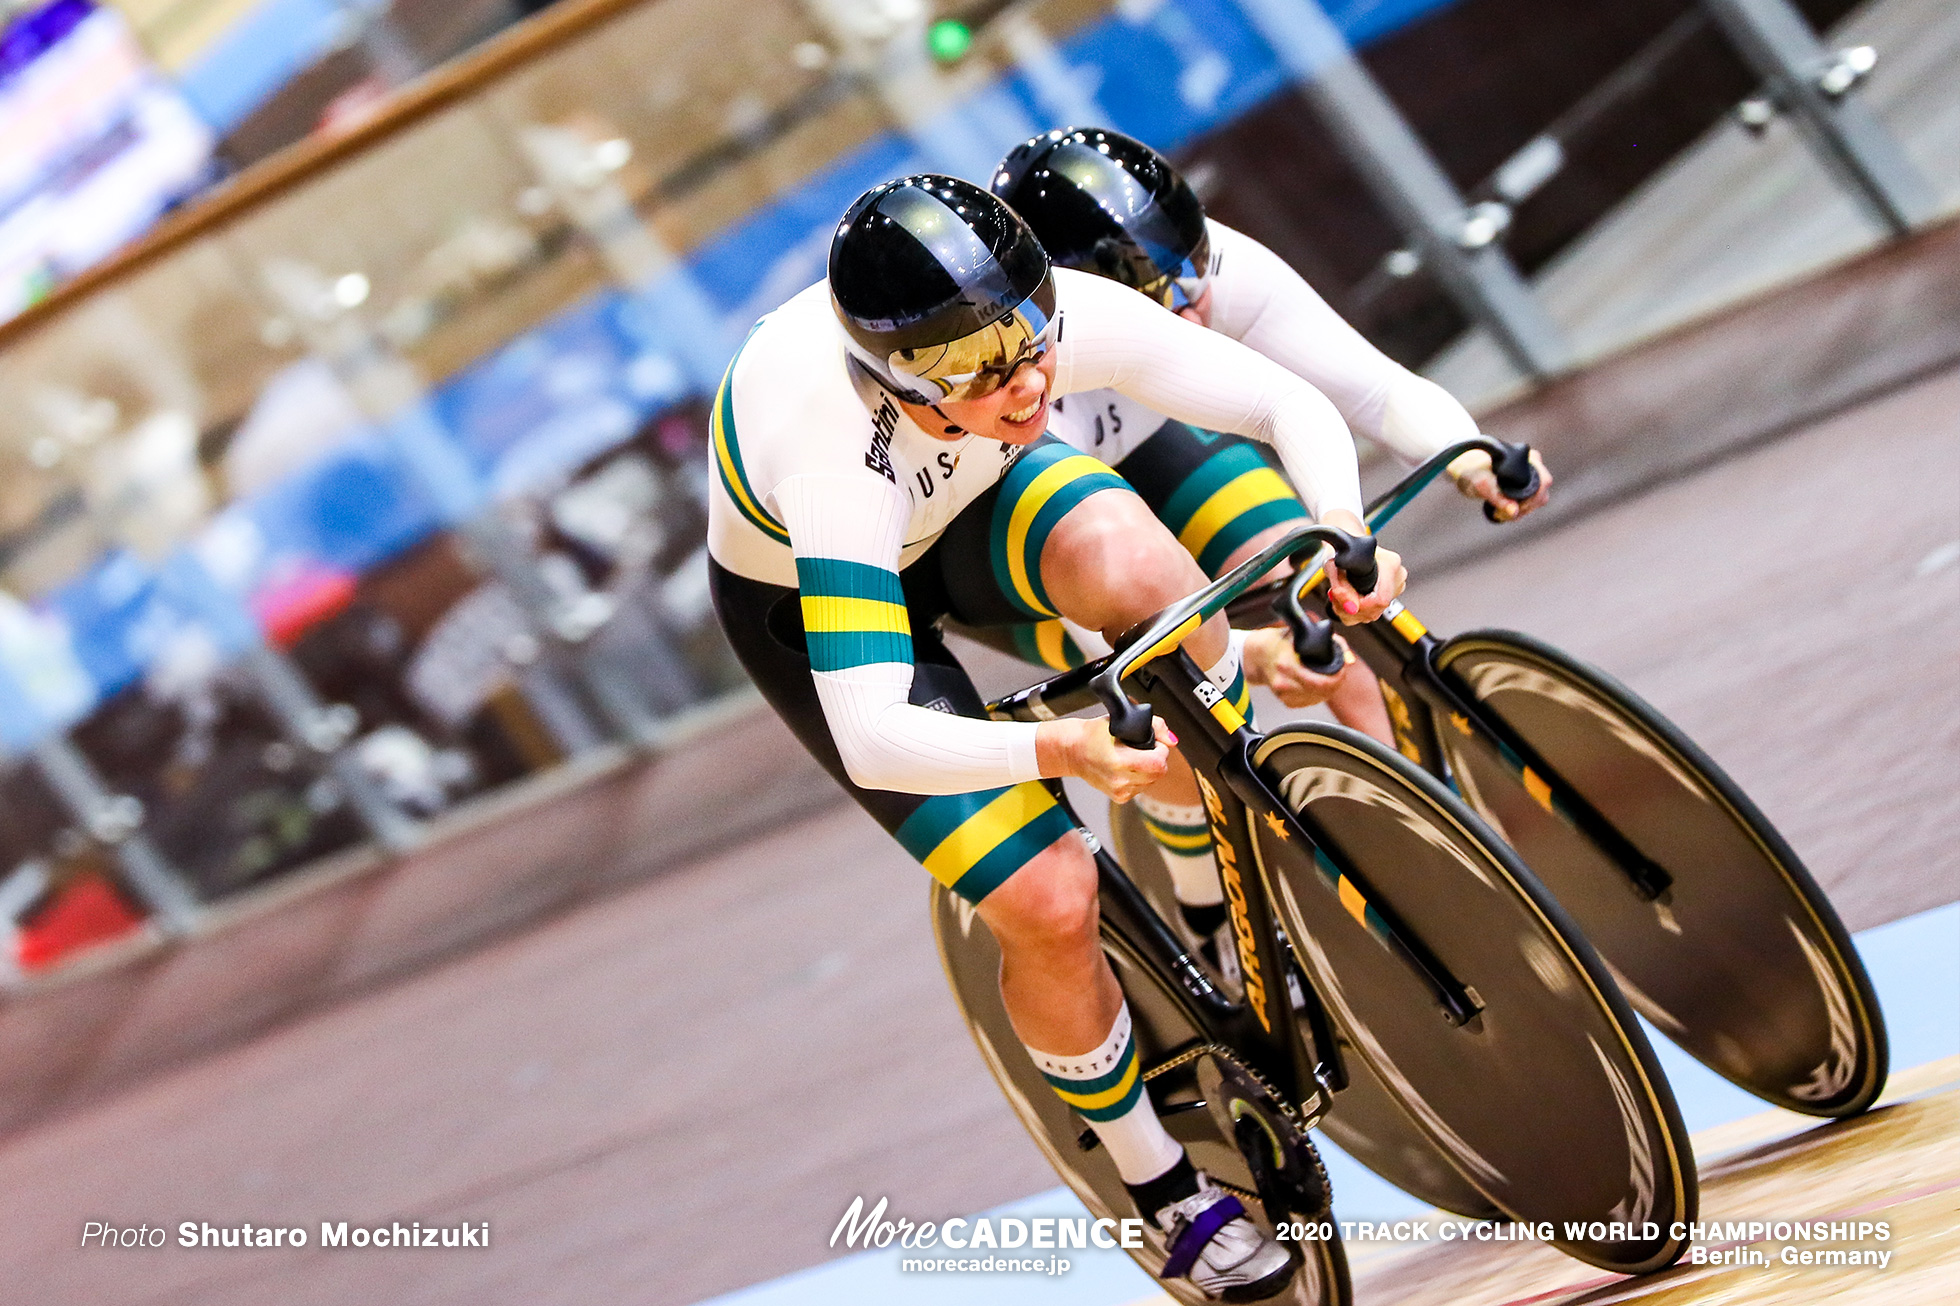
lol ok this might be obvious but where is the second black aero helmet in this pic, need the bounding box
[992,127,1211,311]
[829,174,1055,405]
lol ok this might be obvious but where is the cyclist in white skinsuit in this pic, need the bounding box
[991,129,1552,951]
[708,175,1405,1300]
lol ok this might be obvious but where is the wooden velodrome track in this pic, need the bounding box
[1125,1058,1960,1306]
[1343,1062,1960,1306]
[3,366,1956,1305]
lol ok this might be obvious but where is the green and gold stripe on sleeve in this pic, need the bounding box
[712,346,791,546]
[895,782,1077,903]
[796,557,912,671]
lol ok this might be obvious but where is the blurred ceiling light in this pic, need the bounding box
[1493,135,1564,204]
[29,389,118,447]
[93,410,209,560]
[1456,201,1512,250]
[926,18,971,65]
[815,0,917,44]
[1735,97,1777,135]
[1383,249,1421,278]
[593,138,634,172]
[1817,45,1876,99]
[28,438,64,469]
[333,272,372,308]
[516,186,555,217]
[793,40,832,71]
[724,93,770,142]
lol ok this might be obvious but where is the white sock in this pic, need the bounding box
[1027,1003,1183,1185]
[1061,617,1112,661]
[1133,793,1221,907]
[1200,630,1252,721]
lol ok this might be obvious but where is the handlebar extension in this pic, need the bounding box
[1092,522,1379,750]
[1481,440,1542,523]
[1107,689,1160,750]
[1332,533,1379,597]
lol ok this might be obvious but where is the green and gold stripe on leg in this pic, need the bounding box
[1043,1035,1144,1122]
[1224,663,1252,720]
[990,441,1131,618]
[1140,808,1212,854]
[895,783,1078,903]
[1159,444,1306,577]
[1009,619,1087,672]
[796,557,911,671]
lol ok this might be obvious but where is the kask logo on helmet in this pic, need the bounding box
[830,174,1052,405]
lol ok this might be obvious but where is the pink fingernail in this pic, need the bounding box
[1341,598,1358,614]
[1165,729,1179,745]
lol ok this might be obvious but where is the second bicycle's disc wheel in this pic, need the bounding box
[1251,724,1695,1274]
[1433,631,1886,1117]
[932,884,1352,1306]
[1109,799,1501,1223]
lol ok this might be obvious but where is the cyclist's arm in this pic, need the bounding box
[1203,220,1478,466]
[775,474,1049,795]
[1054,268,1365,523]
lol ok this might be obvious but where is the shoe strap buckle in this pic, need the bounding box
[1160,1193,1245,1280]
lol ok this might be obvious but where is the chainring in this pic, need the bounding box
[1186,1047,1332,1223]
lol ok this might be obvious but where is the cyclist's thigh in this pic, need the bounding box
[928,434,1219,641]
[925,435,1138,625]
[708,560,1077,904]
[1116,420,1307,579]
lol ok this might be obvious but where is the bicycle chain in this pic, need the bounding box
[1143,1042,1329,1128]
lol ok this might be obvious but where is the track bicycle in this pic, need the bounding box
[932,521,1698,1304]
[1112,439,1887,1224]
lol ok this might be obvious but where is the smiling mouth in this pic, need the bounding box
[1004,397,1044,425]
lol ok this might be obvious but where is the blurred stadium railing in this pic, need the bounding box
[0,0,1948,982]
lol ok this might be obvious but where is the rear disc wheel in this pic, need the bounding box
[932,883,1352,1305]
[1433,631,1885,1116]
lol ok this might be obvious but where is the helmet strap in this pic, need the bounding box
[931,404,966,436]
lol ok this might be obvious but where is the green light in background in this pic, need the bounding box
[927,18,973,64]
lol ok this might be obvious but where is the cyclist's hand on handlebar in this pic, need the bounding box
[1036,716,1174,804]
[1245,626,1350,708]
[1447,447,1553,521]
[1319,510,1406,624]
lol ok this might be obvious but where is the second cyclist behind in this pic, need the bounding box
[988,126,1552,958]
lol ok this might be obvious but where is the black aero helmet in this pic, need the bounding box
[992,127,1211,311]
[829,174,1056,405]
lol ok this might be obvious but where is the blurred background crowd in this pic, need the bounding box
[0,0,1950,977]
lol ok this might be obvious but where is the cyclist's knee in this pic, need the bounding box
[1043,494,1205,629]
[980,835,1100,953]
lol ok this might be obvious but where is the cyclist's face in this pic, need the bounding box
[911,349,1056,444]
